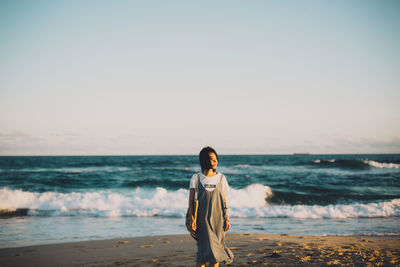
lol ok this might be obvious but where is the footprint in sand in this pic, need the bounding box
[362,239,373,243]
[240,233,252,236]
[266,251,281,258]
[302,244,313,250]
[113,240,129,248]
[140,244,154,248]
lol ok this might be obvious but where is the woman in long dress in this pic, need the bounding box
[187,146,234,267]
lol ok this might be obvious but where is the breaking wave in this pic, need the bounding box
[1,186,399,219]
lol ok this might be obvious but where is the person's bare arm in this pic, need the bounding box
[188,188,195,216]
[187,188,196,231]
[222,191,230,231]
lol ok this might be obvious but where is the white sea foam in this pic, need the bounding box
[234,164,253,168]
[0,186,399,219]
[229,184,272,208]
[313,159,335,163]
[229,199,400,219]
[363,160,400,169]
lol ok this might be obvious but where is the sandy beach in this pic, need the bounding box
[1,233,399,266]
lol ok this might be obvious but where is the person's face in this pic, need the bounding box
[209,152,218,171]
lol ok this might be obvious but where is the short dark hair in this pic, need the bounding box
[199,146,219,171]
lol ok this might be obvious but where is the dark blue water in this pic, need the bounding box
[1,154,399,204]
[1,154,399,247]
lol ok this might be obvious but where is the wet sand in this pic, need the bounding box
[0,233,399,266]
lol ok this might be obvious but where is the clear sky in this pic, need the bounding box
[1,0,399,155]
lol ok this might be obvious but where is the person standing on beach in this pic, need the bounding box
[187,146,234,267]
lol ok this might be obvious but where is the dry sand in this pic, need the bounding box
[1,233,399,266]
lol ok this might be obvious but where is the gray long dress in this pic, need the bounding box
[196,174,234,264]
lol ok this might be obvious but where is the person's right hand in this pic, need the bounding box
[191,215,196,231]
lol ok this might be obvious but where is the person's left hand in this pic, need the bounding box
[224,219,230,232]
[191,215,197,231]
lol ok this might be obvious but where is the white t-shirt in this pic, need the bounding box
[189,172,230,200]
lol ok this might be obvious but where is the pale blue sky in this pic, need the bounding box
[1,0,399,155]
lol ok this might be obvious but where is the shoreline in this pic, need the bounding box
[2,232,400,250]
[1,233,399,266]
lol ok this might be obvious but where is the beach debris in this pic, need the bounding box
[300,255,311,262]
[11,252,23,257]
[0,208,28,217]
[140,244,154,248]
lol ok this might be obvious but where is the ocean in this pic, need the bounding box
[0,154,399,248]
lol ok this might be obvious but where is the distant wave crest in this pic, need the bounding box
[363,160,400,169]
[312,159,400,169]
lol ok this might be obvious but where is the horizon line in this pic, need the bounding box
[0,152,399,157]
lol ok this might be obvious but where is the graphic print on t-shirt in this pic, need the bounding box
[189,173,230,201]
